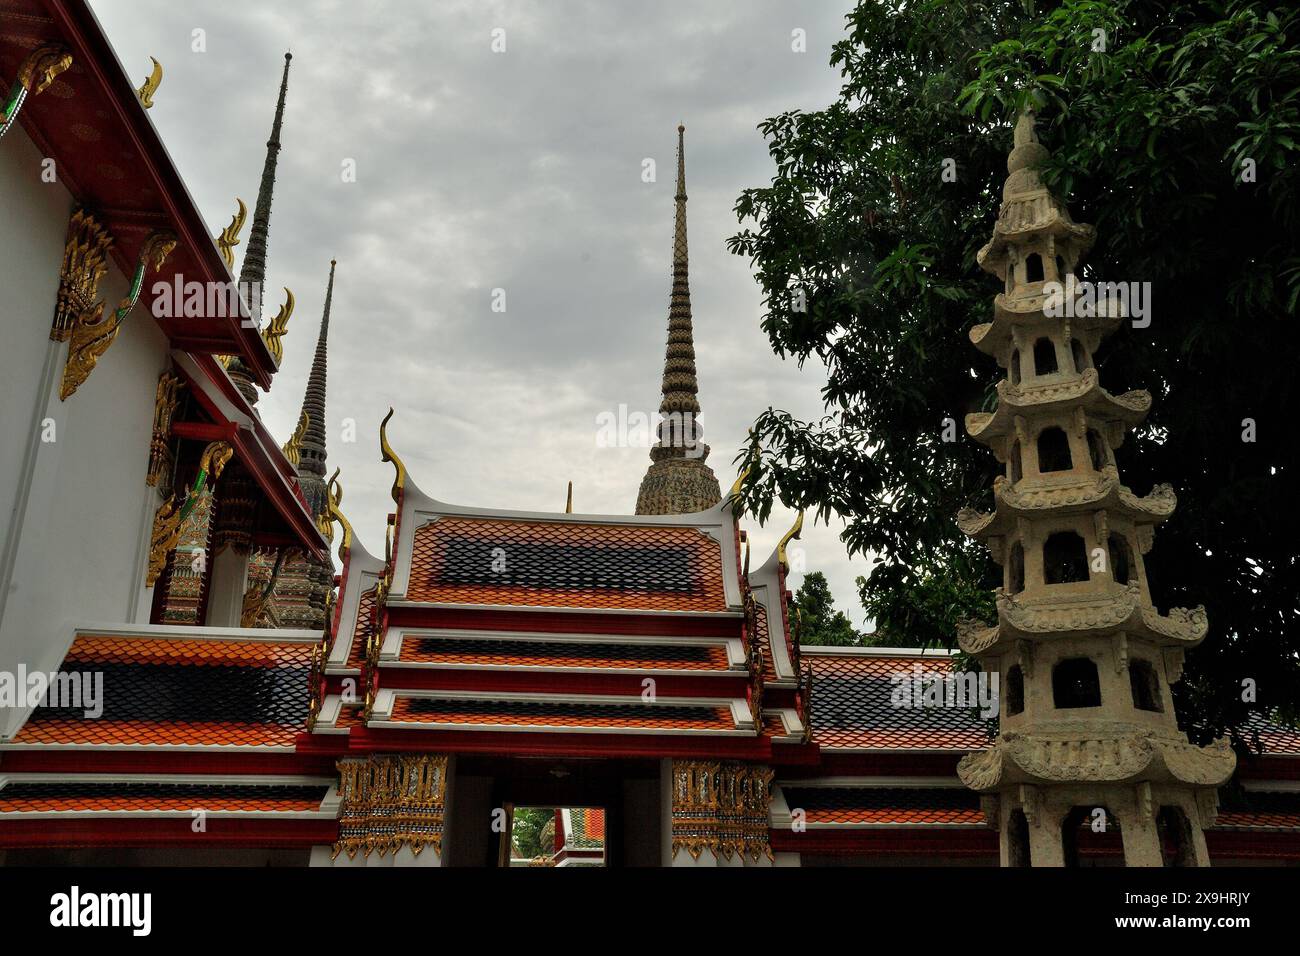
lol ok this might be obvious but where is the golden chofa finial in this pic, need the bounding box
[379,407,408,505]
[137,57,162,109]
[565,481,573,514]
[327,467,355,555]
[261,287,294,365]
[216,198,247,269]
[776,511,805,574]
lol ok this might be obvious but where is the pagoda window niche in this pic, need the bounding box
[1043,531,1089,584]
[1053,658,1102,709]
[1006,664,1025,716]
[1129,659,1163,713]
[1157,807,1196,867]
[1086,429,1109,472]
[1024,253,1045,284]
[1008,541,1025,593]
[1062,805,1120,867]
[1032,337,1058,376]
[1108,535,1132,585]
[1036,427,1072,473]
[1071,339,1090,373]
[1008,809,1031,867]
[1010,349,1022,386]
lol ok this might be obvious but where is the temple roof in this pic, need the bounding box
[3,626,317,750]
[802,648,993,752]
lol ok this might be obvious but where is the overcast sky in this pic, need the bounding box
[89,0,875,627]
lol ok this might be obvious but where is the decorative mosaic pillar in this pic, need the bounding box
[668,759,774,866]
[330,754,448,867]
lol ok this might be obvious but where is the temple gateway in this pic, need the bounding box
[1,1,1297,867]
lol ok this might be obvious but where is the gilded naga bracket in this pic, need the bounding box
[1,42,72,139]
[261,288,294,365]
[61,229,176,401]
[239,550,285,628]
[52,208,113,342]
[147,370,184,491]
[136,57,162,109]
[146,440,233,587]
[379,408,408,506]
[216,198,247,269]
[282,411,309,468]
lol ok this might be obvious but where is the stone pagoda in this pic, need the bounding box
[954,109,1235,866]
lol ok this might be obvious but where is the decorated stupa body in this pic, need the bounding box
[954,110,1235,867]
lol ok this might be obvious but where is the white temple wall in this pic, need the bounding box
[0,125,169,735]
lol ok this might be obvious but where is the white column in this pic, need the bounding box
[205,546,250,627]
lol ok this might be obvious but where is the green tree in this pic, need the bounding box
[791,571,862,645]
[729,0,1300,745]
[510,807,554,860]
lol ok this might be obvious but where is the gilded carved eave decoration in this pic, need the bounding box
[52,208,113,342]
[147,370,183,492]
[333,754,448,860]
[670,760,774,862]
[957,732,1235,791]
[1,42,72,138]
[60,229,177,401]
[305,590,333,732]
[239,549,285,628]
[146,439,232,588]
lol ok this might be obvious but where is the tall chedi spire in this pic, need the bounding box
[228,52,292,407]
[635,125,722,515]
[954,108,1234,866]
[296,258,335,517]
[272,259,336,631]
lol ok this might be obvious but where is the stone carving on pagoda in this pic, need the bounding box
[954,108,1234,866]
[636,125,722,515]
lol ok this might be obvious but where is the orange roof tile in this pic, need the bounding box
[405,517,727,612]
[10,633,312,748]
[0,782,328,813]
